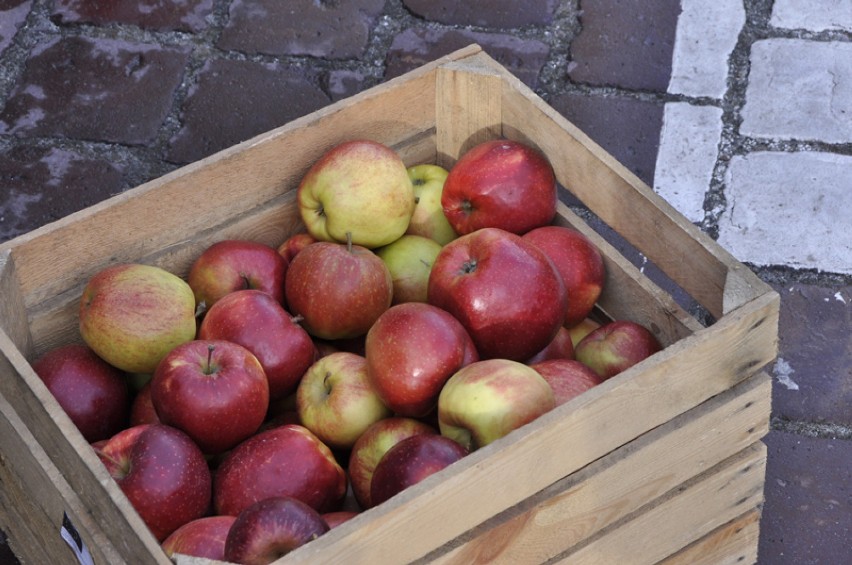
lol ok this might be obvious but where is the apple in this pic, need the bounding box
[365,303,479,417]
[161,515,236,561]
[198,289,316,400]
[375,234,443,304]
[442,139,556,235]
[567,317,602,348]
[322,511,358,529]
[94,424,212,541]
[284,240,392,340]
[427,227,567,361]
[525,326,574,365]
[296,352,391,450]
[79,263,197,374]
[347,417,436,509]
[277,232,318,263]
[438,359,555,451]
[151,339,269,455]
[298,139,415,249]
[530,359,603,406]
[188,240,288,314]
[370,434,468,507]
[574,320,663,379]
[129,382,160,426]
[405,164,458,245]
[32,344,129,443]
[523,225,606,328]
[214,424,347,516]
[224,496,329,564]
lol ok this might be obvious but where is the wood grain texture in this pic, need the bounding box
[658,508,761,565]
[0,250,33,357]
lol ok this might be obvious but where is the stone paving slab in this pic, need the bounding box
[771,0,852,32]
[402,0,558,28]
[50,0,215,33]
[0,1,31,58]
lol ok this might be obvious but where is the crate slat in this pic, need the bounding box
[658,508,762,565]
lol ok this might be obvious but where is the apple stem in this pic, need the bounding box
[204,344,216,375]
[346,232,353,253]
[239,272,251,290]
[323,371,333,395]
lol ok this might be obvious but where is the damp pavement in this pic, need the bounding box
[0,1,849,563]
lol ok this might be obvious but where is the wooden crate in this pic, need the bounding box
[0,44,778,564]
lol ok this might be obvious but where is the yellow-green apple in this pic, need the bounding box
[427,227,567,361]
[365,303,479,417]
[438,359,555,451]
[198,289,316,400]
[130,382,160,426]
[442,139,556,235]
[370,434,468,506]
[322,511,359,529]
[214,424,347,516]
[32,344,129,443]
[79,263,196,374]
[296,352,391,450]
[277,232,318,263]
[522,225,606,328]
[224,496,329,564]
[347,417,436,509]
[188,240,288,314]
[405,164,458,245]
[567,318,601,348]
[284,240,392,340]
[298,139,415,249]
[375,234,442,304]
[94,424,212,541]
[530,359,603,406]
[525,326,574,365]
[161,515,236,561]
[150,340,269,455]
[574,320,663,379]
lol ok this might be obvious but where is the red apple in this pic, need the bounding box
[567,318,602,348]
[522,225,606,328]
[427,227,567,361]
[94,424,212,542]
[161,515,236,561]
[365,303,479,417]
[525,326,575,365]
[224,496,329,565]
[370,434,468,507]
[322,511,359,529]
[530,359,604,405]
[214,424,347,516]
[198,289,316,400]
[284,240,393,340]
[574,320,663,379]
[442,139,556,235]
[32,344,129,443]
[129,382,160,426]
[151,340,269,455]
[347,417,436,509]
[277,232,319,263]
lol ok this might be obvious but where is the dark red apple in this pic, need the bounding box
[161,515,236,561]
[322,511,359,529]
[574,320,663,379]
[277,233,318,263]
[530,359,603,405]
[129,382,160,426]
[525,326,575,365]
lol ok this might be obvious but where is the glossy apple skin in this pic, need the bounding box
[214,424,347,517]
[161,515,236,561]
[530,359,603,406]
[347,417,437,509]
[375,234,443,305]
[129,382,160,426]
[95,424,212,542]
[224,496,329,565]
[284,241,393,340]
[198,289,316,400]
[365,303,479,417]
[151,339,269,455]
[525,326,575,365]
[322,511,359,529]
[79,263,197,374]
[427,227,567,361]
[522,225,606,328]
[574,320,663,379]
[442,139,556,235]
[567,318,601,348]
[438,359,555,451]
[277,232,319,263]
[370,434,468,507]
[296,352,391,450]
[406,164,458,245]
[32,344,129,443]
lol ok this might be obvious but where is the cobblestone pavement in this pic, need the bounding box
[0,1,849,564]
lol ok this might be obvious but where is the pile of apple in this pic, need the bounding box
[32,139,663,564]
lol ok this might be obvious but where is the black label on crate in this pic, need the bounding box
[60,512,94,565]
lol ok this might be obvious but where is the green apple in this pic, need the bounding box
[406,164,458,246]
[298,140,416,249]
[375,234,443,304]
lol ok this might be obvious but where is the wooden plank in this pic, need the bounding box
[0,250,33,356]
[658,508,761,565]
[424,371,770,564]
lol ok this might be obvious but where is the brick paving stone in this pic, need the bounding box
[0,36,190,145]
[717,151,852,275]
[741,39,852,144]
[771,0,852,33]
[569,0,678,92]
[0,145,124,242]
[50,0,214,33]
[769,282,852,425]
[217,0,384,59]
[0,1,31,57]
[758,430,852,564]
[402,0,557,28]
[327,69,369,101]
[385,28,549,89]
[167,59,330,164]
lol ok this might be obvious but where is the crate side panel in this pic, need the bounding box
[657,508,761,565]
[0,251,33,357]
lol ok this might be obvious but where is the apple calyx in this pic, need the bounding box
[460,259,478,274]
[460,200,474,215]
